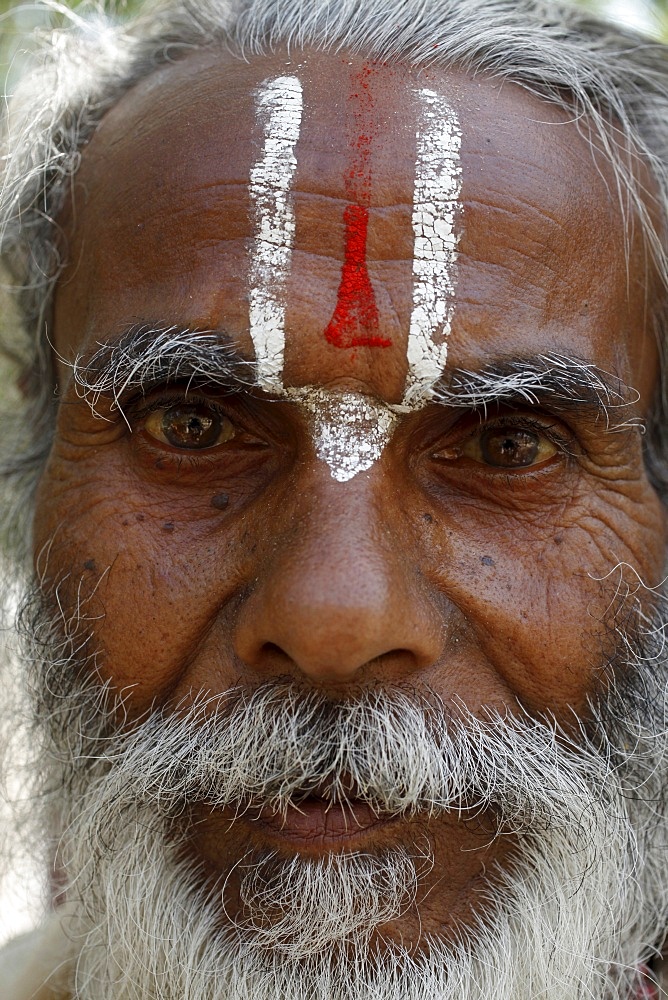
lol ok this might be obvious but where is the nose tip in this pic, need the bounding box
[233,503,442,685]
[240,592,426,684]
[235,577,439,684]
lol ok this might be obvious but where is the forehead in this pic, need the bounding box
[53,45,657,401]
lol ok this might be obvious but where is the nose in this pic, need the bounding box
[233,473,443,685]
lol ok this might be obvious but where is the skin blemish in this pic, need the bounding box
[162,522,175,533]
[83,559,96,572]
[248,75,303,392]
[211,493,230,510]
[481,555,495,567]
[403,88,463,407]
[324,65,390,350]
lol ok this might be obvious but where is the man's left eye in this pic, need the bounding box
[461,425,558,468]
[143,403,236,450]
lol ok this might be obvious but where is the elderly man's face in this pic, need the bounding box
[36,47,665,959]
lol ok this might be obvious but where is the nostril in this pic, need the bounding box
[260,641,292,664]
[233,548,444,684]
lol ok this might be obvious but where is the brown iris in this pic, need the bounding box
[479,427,541,468]
[144,403,235,449]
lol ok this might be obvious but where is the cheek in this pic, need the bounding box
[32,449,257,707]
[418,488,667,716]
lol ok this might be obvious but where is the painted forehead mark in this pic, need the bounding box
[403,88,463,408]
[247,76,462,482]
[248,75,303,392]
[295,389,398,482]
[324,64,390,351]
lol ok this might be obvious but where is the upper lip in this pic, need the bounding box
[240,775,400,845]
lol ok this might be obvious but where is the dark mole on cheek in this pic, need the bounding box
[481,555,495,567]
[162,522,175,532]
[422,513,433,524]
[83,559,96,572]
[211,493,230,510]
[554,534,564,545]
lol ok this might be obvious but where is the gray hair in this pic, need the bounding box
[2,0,668,568]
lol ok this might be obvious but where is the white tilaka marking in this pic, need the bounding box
[247,80,462,482]
[404,89,463,408]
[248,75,303,392]
[247,74,397,482]
[292,389,398,483]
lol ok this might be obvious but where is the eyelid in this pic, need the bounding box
[466,411,575,450]
[105,370,249,405]
[128,390,240,431]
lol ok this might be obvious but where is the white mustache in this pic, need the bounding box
[82,681,613,831]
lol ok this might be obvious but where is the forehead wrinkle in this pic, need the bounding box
[460,200,606,274]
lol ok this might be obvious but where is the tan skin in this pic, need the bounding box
[35,47,666,945]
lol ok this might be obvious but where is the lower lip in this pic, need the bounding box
[252,798,397,847]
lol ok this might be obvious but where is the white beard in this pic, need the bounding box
[58,795,665,1000]
[12,597,668,999]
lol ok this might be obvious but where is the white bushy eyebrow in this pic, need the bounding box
[71,325,255,422]
[431,353,639,426]
[71,329,639,439]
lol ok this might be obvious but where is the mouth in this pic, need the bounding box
[250,796,401,848]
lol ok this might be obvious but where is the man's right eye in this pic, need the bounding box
[144,402,237,450]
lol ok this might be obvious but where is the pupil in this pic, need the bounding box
[482,428,539,467]
[162,405,219,448]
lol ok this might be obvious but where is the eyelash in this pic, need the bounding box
[474,413,572,446]
[127,390,576,471]
[129,391,238,432]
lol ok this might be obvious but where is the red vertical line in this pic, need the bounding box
[324,65,391,350]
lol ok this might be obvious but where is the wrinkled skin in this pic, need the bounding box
[35,48,666,944]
